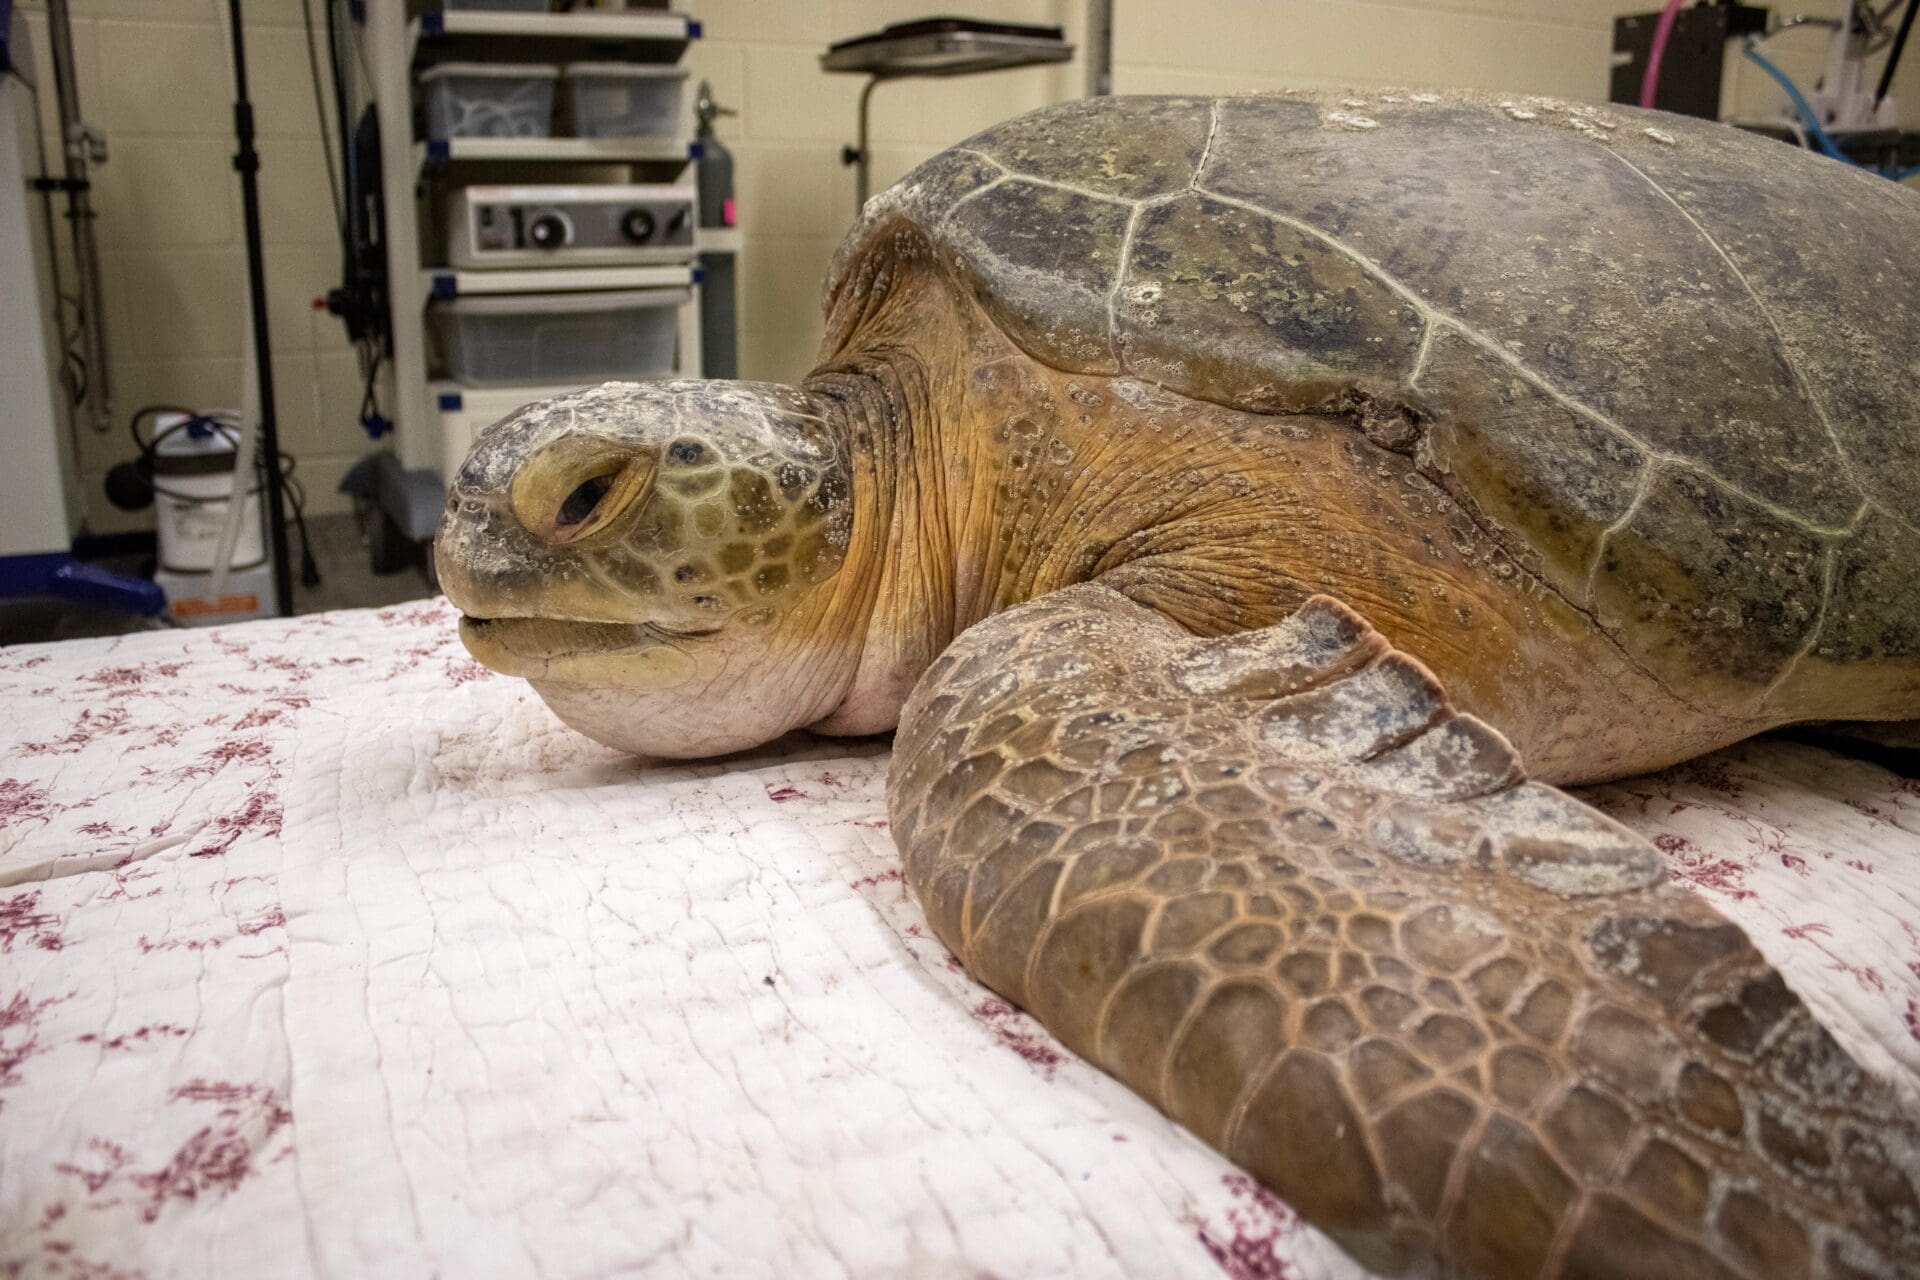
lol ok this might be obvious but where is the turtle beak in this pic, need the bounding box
[435,537,482,617]
[436,547,535,630]
[456,614,697,688]
[434,497,547,621]
[433,501,589,623]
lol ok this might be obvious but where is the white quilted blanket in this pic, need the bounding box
[3,601,1917,1279]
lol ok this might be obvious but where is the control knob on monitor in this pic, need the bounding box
[526,210,572,250]
[621,208,657,242]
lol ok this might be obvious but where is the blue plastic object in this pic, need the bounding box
[49,561,167,616]
[0,551,167,617]
[0,552,69,597]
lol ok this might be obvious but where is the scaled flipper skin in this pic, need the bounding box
[888,584,1919,1279]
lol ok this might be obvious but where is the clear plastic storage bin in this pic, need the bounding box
[420,63,559,139]
[562,63,689,139]
[428,289,689,386]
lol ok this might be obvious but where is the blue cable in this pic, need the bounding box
[1743,43,1919,181]
[1742,42,1857,163]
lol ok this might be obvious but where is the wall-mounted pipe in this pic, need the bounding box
[1086,0,1112,96]
[43,0,112,436]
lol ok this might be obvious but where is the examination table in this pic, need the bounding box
[3,601,1916,1278]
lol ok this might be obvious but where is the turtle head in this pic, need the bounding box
[435,380,859,757]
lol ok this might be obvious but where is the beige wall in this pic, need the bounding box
[691,0,1069,383]
[14,0,1918,533]
[16,0,368,531]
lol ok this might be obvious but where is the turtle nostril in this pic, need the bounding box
[556,474,614,531]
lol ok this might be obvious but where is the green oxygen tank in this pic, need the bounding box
[694,80,738,379]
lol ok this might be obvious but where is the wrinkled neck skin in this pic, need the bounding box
[798,221,1162,737]
[806,220,1739,781]
[799,260,969,736]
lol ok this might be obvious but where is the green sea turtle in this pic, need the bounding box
[434,91,1920,1278]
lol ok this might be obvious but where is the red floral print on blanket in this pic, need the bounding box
[971,996,1065,1074]
[0,989,69,1099]
[50,1082,292,1223]
[1188,1173,1303,1280]
[0,778,59,831]
[0,891,63,952]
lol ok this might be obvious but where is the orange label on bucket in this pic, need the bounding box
[173,594,259,618]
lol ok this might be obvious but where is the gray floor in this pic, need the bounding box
[0,512,438,647]
[296,510,441,614]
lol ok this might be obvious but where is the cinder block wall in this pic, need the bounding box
[16,0,372,531]
[13,0,1915,532]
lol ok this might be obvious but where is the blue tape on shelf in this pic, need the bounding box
[426,139,450,165]
[437,393,464,412]
[421,11,444,36]
[688,18,702,39]
[693,265,705,285]
[690,140,704,160]
[431,273,457,299]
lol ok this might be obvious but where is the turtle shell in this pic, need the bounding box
[830,91,1920,707]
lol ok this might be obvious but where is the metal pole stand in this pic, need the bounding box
[823,18,1073,211]
[225,0,295,617]
[840,77,887,207]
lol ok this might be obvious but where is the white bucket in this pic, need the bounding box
[152,412,267,574]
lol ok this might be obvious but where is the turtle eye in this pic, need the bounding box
[511,440,655,546]
[557,473,614,531]
[541,462,645,545]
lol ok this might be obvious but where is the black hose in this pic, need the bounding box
[1877,0,1919,104]
[300,0,345,239]
[357,347,384,434]
[326,0,360,266]
[129,403,202,455]
[277,455,323,588]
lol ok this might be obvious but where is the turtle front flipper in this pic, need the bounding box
[888,584,1919,1279]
